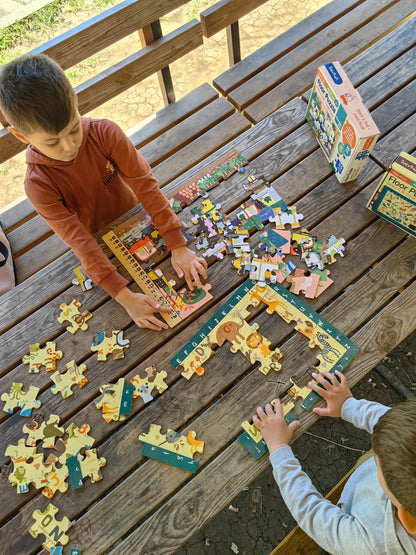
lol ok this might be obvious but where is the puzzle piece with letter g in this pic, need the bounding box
[22,342,63,373]
[29,503,71,552]
[1,382,41,416]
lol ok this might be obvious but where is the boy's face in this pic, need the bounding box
[11,111,83,162]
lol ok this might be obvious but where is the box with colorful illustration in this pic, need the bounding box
[306,61,379,183]
[367,152,416,237]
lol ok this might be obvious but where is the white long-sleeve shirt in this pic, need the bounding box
[270,398,416,554]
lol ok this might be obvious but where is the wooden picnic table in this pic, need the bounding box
[0,2,415,553]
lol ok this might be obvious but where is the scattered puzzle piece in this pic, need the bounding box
[1,383,41,416]
[55,422,96,465]
[29,503,70,551]
[323,235,346,263]
[72,266,93,291]
[23,414,65,449]
[66,448,106,489]
[269,206,303,229]
[22,342,63,373]
[90,330,130,361]
[50,360,88,399]
[139,424,204,473]
[94,378,134,422]
[57,299,92,334]
[287,268,320,298]
[131,365,168,403]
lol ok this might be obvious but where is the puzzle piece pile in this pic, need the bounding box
[5,415,105,497]
[189,174,346,299]
[95,365,169,423]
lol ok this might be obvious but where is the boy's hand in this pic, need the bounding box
[253,400,300,455]
[115,287,170,331]
[171,245,208,290]
[310,370,353,417]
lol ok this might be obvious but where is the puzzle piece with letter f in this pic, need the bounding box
[22,342,63,373]
[57,299,92,334]
[90,330,130,361]
[139,424,204,473]
[1,382,41,416]
[29,503,71,552]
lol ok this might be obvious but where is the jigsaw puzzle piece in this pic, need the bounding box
[1,382,41,416]
[66,448,106,489]
[94,378,134,422]
[55,422,95,465]
[29,503,70,552]
[72,266,93,291]
[269,206,303,229]
[50,360,88,399]
[323,235,346,263]
[90,330,130,361]
[22,342,63,373]
[23,414,65,449]
[42,454,69,498]
[313,268,334,296]
[131,365,168,403]
[287,268,320,298]
[57,299,92,334]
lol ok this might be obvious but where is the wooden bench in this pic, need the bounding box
[213,0,415,123]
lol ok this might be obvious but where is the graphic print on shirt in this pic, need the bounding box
[103,159,118,189]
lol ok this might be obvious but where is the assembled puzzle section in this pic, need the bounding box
[306,61,379,183]
[139,424,204,473]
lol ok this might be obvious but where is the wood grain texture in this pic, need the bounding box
[200,0,268,37]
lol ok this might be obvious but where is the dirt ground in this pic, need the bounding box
[0,0,332,211]
[177,330,416,554]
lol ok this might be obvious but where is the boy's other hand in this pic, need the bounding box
[253,400,300,455]
[171,246,208,290]
[310,370,353,418]
[115,288,170,331]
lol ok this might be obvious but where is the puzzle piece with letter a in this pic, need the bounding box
[139,424,204,473]
[57,299,92,334]
[94,378,134,422]
[1,382,41,416]
[130,365,168,404]
[22,342,63,373]
[90,330,130,361]
[50,360,88,399]
[29,503,71,552]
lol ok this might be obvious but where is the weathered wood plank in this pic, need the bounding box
[13,233,69,283]
[371,112,416,168]
[76,20,203,115]
[213,0,364,94]
[0,198,34,232]
[200,0,268,37]
[242,0,414,122]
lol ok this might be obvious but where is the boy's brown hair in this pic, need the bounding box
[0,54,77,135]
[371,399,416,517]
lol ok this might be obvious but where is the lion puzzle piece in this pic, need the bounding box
[22,342,63,374]
[131,365,168,404]
[57,299,92,334]
[50,360,88,399]
[1,383,41,416]
[23,414,65,449]
[139,424,204,473]
[94,378,134,422]
[29,503,71,552]
[90,330,130,361]
[66,448,106,490]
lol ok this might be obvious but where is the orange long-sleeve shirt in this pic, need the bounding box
[24,117,185,297]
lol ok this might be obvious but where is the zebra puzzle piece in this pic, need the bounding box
[139,424,204,473]
[90,330,130,361]
[1,383,41,416]
[131,365,168,404]
[50,360,88,399]
[29,503,71,552]
[57,299,92,334]
[22,342,63,374]
[94,378,134,422]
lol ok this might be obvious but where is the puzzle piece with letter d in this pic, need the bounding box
[29,503,71,552]
[139,424,204,473]
[22,342,63,373]
[1,382,41,416]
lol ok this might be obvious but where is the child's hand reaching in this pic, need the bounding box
[171,246,208,290]
[115,287,171,331]
[253,400,300,455]
[310,370,353,417]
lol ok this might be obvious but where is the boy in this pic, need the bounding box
[0,54,207,330]
[253,370,416,554]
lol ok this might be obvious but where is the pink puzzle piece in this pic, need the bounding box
[287,269,320,298]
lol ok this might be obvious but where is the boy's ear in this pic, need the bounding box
[7,126,31,144]
[397,505,416,535]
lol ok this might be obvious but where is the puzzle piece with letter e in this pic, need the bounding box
[90,330,130,361]
[94,378,134,422]
[57,299,92,334]
[1,382,41,416]
[29,503,71,552]
[130,365,168,404]
[22,342,63,373]
[50,360,88,399]
[139,424,204,473]
[5,439,48,494]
